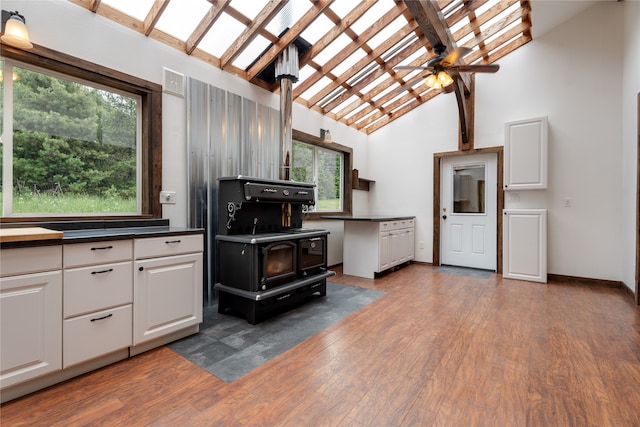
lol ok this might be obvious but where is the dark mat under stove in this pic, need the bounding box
[168,282,385,383]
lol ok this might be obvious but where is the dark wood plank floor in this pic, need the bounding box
[2,264,639,426]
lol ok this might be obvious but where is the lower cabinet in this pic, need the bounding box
[0,269,62,389]
[134,252,203,345]
[0,232,203,403]
[343,218,415,279]
[379,225,415,271]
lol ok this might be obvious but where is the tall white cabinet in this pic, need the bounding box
[503,116,549,282]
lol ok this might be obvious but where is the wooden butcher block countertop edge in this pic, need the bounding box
[0,227,64,243]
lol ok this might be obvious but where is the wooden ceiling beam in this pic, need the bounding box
[405,0,473,146]
[339,50,433,123]
[246,0,333,81]
[445,0,489,25]
[89,0,101,13]
[297,1,372,69]
[143,0,169,37]
[320,30,423,113]
[459,4,528,52]
[305,20,419,107]
[292,2,406,99]
[185,0,230,55]
[220,0,288,68]
[451,0,518,42]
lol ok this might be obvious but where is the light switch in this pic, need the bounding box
[160,191,176,204]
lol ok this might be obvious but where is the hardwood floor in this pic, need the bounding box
[2,264,639,426]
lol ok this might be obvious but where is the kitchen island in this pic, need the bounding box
[322,216,415,279]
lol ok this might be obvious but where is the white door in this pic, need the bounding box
[441,153,497,270]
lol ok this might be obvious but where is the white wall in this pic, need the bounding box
[368,2,630,283]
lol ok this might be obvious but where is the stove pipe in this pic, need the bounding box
[275,44,299,181]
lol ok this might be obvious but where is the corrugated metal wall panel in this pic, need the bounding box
[187,77,280,301]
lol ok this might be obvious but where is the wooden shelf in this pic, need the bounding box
[352,169,374,191]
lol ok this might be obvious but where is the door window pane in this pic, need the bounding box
[453,164,485,214]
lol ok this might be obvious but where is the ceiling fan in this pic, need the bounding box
[395,43,500,91]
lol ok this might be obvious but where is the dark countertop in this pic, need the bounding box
[321,215,415,222]
[0,219,203,249]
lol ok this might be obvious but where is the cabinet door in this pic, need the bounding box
[1,271,62,388]
[406,227,415,261]
[389,232,400,267]
[504,116,548,190]
[134,253,202,345]
[503,209,547,283]
[378,232,391,271]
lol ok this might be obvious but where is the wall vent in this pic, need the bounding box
[163,68,185,97]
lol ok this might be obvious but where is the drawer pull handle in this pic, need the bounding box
[91,268,114,275]
[91,245,113,251]
[90,313,113,322]
[165,240,181,244]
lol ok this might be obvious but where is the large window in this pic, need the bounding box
[0,45,162,220]
[2,60,140,215]
[291,129,352,218]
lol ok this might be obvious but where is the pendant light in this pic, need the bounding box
[1,11,33,50]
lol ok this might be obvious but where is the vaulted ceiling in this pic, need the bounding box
[68,0,532,134]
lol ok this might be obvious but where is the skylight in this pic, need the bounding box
[71,0,533,134]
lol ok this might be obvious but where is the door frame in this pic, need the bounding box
[433,147,504,273]
[636,92,639,305]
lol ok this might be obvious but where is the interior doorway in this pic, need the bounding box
[433,148,504,273]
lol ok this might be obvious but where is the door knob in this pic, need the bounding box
[442,215,447,220]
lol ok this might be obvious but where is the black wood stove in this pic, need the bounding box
[214,176,334,324]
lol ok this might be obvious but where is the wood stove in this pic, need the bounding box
[215,176,334,324]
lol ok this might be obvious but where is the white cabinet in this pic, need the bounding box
[504,116,548,190]
[0,246,62,388]
[344,218,415,279]
[503,209,547,283]
[62,240,133,368]
[133,234,203,346]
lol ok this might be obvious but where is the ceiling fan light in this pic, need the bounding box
[425,74,439,89]
[438,71,454,87]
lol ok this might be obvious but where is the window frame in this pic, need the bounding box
[0,42,162,222]
[292,129,352,220]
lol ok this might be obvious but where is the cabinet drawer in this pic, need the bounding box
[1,245,62,277]
[64,261,133,318]
[395,219,415,230]
[63,304,132,368]
[379,221,393,233]
[64,240,132,268]
[134,234,203,259]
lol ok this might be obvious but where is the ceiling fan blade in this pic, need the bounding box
[394,65,431,71]
[450,64,500,73]
[440,47,472,67]
[395,73,433,93]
